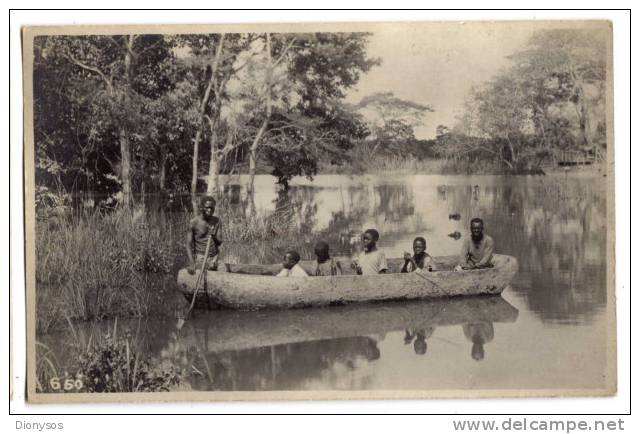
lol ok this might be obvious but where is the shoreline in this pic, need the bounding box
[214,164,606,187]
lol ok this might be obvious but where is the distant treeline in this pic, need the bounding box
[432,28,608,173]
[33,27,608,209]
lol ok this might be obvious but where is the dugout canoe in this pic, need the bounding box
[176,254,518,310]
[181,295,518,353]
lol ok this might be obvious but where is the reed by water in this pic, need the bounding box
[35,198,315,334]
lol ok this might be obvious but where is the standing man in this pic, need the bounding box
[457,218,494,270]
[187,196,223,274]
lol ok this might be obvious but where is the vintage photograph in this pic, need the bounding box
[23,20,615,402]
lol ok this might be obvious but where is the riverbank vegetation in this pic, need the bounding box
[33,26,609,331]
[36,321,181,393]
[35,189,340,333]
[34,27,608,208]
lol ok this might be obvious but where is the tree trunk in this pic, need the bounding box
[569,71,591,149]
[191,129,202,211]
[247,33,273,196]
[207,130,220,195]
[247,177,256,216]
[579,94,591,148]
[159,152,167,192]
[118,126,132,209]
[207,156,220,195]
[248,117,269,196]
[248,146,258,196]
[190,35,226,212]
[119,36,134,209]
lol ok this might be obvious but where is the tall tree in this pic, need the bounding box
[198,32,376,193]
[35,34,175,208]
[510,28,608,149]
[177,34,227,210]
[355,92,433,157]
[443,27,609,172]
[245,33,299,195]
[251,32,378,189]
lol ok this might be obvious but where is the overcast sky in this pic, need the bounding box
[345,22,540,139]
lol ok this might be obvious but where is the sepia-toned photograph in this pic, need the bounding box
[22,20,615,403]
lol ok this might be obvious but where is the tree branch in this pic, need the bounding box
[273,36,297,68]
[210,34,226,94]
[65,51,113,92]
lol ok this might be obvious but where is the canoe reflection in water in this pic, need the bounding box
[161,294,518,391]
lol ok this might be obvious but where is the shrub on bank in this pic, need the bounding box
[36,325,181,393]
[77,331,181,393]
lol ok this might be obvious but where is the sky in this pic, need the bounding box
[344,22,542,139]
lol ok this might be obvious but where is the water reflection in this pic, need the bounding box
[220,174,606,324]
[463,322,494,361]
[442,178,606,324]
[404,327,434,355]
[40,174,608,392]
[159,295,518,391]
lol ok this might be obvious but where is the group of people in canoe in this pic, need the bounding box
[186,195,495,277]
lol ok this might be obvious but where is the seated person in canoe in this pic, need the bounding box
[351,229,388,275]
[186,196,223,274]
[277,250,309,277]
[313,241,343,276]
[456,217,494,271]
[401,236,434,273]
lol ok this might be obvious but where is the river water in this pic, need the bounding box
[40,173,612,393]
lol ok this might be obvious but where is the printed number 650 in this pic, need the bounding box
[49,377,83,391]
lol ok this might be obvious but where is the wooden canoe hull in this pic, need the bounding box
[183,295,519,353]
[177,254,518,310]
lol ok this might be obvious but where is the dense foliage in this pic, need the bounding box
[33,28,609,208]
[34,32,378,206]
[433,28,608,172]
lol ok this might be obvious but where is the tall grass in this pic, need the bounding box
[35,341,62,393]
[36,201,315,333]
[36,209,176,332]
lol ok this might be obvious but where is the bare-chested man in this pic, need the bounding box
[186,196,223,274]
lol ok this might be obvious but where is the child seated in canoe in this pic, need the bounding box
[313,241,343,276]
[401,236,434,272]
[276,250,309,277]
[351,229,388,275]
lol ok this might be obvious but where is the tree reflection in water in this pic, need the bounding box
[186,336,380,391]
[444,178,606,324]
[220,174,605,324]
[154,296,518,391]
[37,175,608,392]
[229,181,428,259]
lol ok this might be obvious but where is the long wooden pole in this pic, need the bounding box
[177,231,215,331]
